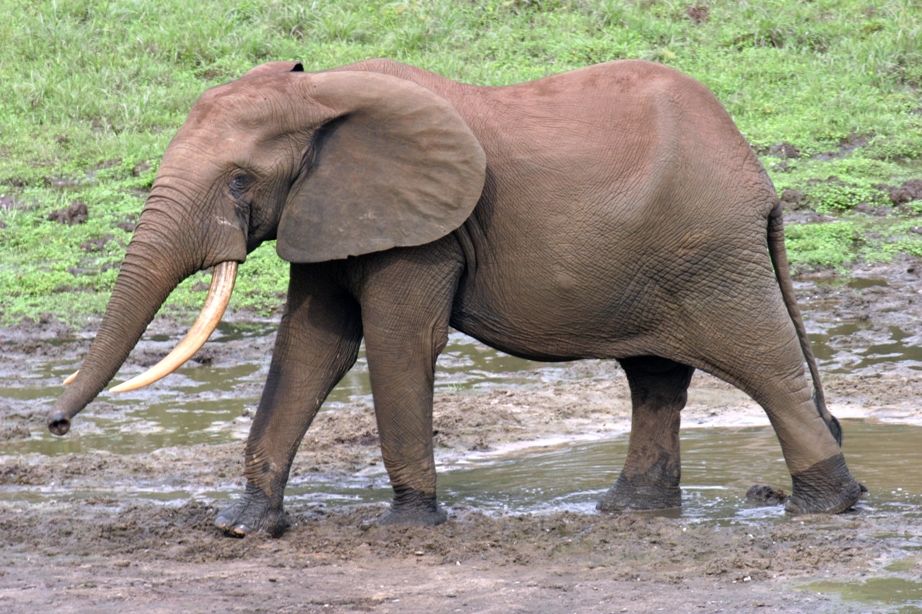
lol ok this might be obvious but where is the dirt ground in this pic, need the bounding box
[1,257,920,613]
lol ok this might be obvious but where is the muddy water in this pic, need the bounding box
[0,328,560,456]
[445,421,922,517]
[804,274,922,375]
[2,269,921,512]
[3,264,922,612]
[6,275,919,459]
[279,420,922,528]
[3,316,921,520]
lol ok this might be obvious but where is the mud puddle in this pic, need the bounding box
[1,258,921,612]
[437,421,922,519]
[3,266,921,459]
[2,328,578,455]
[808,577,922,611]
[5,419,921,525]
[800,265,922,376]
[1,260,921,515]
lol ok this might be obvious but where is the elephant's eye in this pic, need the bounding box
[228,173,252,197]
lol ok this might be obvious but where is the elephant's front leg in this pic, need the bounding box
[598,356,695,512]
[215,265,362,537]
[359,243,463,526]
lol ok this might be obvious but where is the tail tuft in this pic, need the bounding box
[823,402,843,446]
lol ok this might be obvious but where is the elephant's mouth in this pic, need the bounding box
[61,260,238,393]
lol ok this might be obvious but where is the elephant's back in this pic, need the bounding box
[462,60,773,213]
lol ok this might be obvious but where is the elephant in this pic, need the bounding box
[48,59,863,536]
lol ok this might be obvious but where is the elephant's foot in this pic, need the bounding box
[784,454,863,514]
[377,488,447,526]
[596,474,681,513]
[214,484,289,537]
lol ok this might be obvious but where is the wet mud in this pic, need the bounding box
[1,257,921,612]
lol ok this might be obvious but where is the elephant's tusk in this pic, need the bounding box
[110,261,238,393]
[63,370,79,385]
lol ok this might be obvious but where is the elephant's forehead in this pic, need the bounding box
[187,82,281,128]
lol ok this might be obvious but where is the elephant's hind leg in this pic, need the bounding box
[733,368,861,514]
[598,356,694,512]
[678,285,862,514]
[215,264,362,537]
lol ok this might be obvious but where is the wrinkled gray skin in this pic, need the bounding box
[50,60,862,536]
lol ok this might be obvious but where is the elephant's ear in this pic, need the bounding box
[277,71,486,263]
[242,61,304,78]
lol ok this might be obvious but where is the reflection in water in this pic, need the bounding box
[8,278,921,458]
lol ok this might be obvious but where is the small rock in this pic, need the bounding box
[191,353,214,366]
[80,235,112,252]
[686,5,709,24]
[746,484,787,505]
[132,161,152,177]
[47,201,89,225]
[889,179,922,205]
[768,142,800,159]
[779,189,805,209]
[0,194,20,211]
[854,203,890,216]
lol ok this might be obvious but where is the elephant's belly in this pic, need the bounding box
[450,268,655,362]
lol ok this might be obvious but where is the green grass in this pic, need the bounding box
[1,0,920,323]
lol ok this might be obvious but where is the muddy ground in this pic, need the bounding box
[1,257,920,613]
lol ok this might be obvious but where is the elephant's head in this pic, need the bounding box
[48,61,486,435]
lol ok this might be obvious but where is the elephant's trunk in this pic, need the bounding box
[47,204,238,436]
[109,260,236,393]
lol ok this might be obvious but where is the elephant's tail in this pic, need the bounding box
[767,202,842,446]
